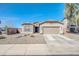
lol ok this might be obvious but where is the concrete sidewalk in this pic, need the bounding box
[0,44,51,55]
[0,44,79,55]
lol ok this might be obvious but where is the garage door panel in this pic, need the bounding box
[43,27,60,34]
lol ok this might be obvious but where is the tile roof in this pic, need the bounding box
[22,20,63,25]
[40,20,63,25]
[22,23,32,25]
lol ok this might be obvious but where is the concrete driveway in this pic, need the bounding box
[43,34,79,46]
[0,34,79,55]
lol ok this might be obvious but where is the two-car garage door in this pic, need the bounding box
[42,26,60,34]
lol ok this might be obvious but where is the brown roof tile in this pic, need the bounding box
[40,20,63,25]
[22,23,32,25]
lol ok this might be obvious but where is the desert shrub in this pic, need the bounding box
[30,35,35,37]
[0,36,6,39]
[24,34,27,36]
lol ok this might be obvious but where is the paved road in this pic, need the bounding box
[0,34,79,55]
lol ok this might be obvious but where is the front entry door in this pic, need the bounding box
[34,27,39,33]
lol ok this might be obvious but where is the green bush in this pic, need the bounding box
[0,36,6,39]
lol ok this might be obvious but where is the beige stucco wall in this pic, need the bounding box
[22,25,33,34]
[63,19,68,33]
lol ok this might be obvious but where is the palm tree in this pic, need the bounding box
[65,3,76,25]
[65,3,79,32]
[74,4,79,26]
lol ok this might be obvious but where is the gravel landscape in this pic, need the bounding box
[0,33,46,44]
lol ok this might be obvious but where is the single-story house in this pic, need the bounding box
[22,20,64,34]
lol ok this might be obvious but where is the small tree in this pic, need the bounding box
[4,25,8,31]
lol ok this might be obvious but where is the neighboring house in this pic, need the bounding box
[22,20,63,34]
[63,18,79,33]
[6,28,20,35]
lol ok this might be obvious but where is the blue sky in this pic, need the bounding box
[0,3,64,28]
